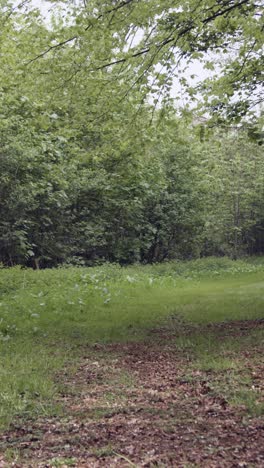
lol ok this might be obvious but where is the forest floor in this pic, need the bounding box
[1,317,263,467]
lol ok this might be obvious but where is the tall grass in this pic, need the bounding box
[0,257,263,427]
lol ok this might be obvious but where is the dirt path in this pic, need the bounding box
[1,320,264,467]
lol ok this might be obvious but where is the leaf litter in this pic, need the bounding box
[0,319,263,467]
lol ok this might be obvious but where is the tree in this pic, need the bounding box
[201,129,264,257]
[1,1,263,267]
[21,0,263,120]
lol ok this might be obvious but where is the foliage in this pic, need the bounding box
[201,130,264,257]
[17,0,264,120]
[0,2,263,266]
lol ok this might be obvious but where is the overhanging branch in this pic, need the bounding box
[26,0,255,71]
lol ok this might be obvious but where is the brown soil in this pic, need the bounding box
[0,320,263,467]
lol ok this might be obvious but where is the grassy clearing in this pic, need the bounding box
[0,256,263,429]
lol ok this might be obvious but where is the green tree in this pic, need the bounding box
[1,1,263,267]
[202,129,264,257]
[21,0,263,120]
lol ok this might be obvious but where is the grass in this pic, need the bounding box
[0,256,263,428]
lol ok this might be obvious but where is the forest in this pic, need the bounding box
[0,0,263,268]
[0,1,264,467]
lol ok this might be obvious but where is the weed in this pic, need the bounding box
[91,444,114,457]
[0,257,263,428]
[48,457,77,467]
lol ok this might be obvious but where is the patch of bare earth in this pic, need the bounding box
[0,320,264,467]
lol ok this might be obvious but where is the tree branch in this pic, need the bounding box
[26,36,78,65]
[88,0,254,71]
[25,0,254,70]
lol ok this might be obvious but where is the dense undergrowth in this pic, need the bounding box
[0,256,263,428]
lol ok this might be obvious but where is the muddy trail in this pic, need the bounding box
[0,319,264,467]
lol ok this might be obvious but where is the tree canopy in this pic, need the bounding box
[0,0,263,267]
[13,0,263,120]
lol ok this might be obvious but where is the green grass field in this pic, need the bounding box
[0,257,264,429]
